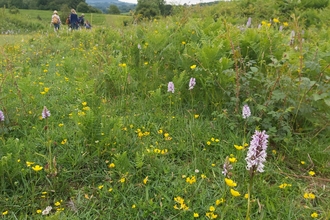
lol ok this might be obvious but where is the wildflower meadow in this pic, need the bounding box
[1,1,330,219]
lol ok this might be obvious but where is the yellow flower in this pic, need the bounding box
[54,201,61,206]
[98,185,104,190]
[215,198,225,205]
[234,145,244,150]
[211,163,216,167]
[215,139,220,142]
[83,106,90,111]
[132,204,136,208]
[206,212,217,219]
[194,114,199,119]
[144,62,148,65]
[32,165,43,172]
[311,212,318,218]
[108,163,115,168]
[36,209,42,214]
[108,188,113,192]
[309,171,315,176]
[201,174,206,179]
[186,176,196,184]
[304,193,315,199]
[143,176,148,184]
[61,139,67,145]
[182,41,186,45]
[2,210,8,215]
[44,87,50,92]
[272,150,277,155]
[190,64,197,70]
[207,141,211,146]
[244,194,249,199]
[273,18,280,23]
[58,123,64,127]
[261,21,267,26]
[120,177,126,183]
[229,157,237,163]
[283,22,289,27]
[40,91,46,95]
[279,183,292,189]
[82,102,87,106]
[209,206,215,212]
[193,212,199,217]
[224,178,237,187]
[230,189,241,197]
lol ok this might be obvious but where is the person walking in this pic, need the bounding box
[51,10,61,32]
[70,9,79,30]
[78,13,85,29]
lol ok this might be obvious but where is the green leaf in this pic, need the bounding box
[250,67,258,73]
[324,98,330,106]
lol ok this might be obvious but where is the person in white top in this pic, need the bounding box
[51,10,61,32]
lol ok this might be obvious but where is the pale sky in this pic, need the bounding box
[119,0,219,5]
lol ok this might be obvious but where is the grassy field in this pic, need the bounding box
[1,2,330,219]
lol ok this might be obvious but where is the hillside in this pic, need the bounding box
[86,0,136,13]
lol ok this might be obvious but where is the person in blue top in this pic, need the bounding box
[69,9,79,30]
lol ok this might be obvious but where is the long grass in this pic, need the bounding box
[0,3,330,219]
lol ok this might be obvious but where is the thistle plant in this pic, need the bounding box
[245,130,269,220]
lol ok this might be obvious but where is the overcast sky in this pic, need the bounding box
[119,0,219,5]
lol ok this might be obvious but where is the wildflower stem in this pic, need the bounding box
[246,172,254,220]
[45,118,52,174]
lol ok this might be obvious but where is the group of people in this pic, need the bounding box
[51,9,92,32]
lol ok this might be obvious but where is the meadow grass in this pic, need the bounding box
[1,3,330,219]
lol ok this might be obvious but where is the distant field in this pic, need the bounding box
[5,9,132,27]
[0,9,133,45]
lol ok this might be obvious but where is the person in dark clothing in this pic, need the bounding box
[70,9,79,30]
[78,14,85,28]
[85,20,92,29]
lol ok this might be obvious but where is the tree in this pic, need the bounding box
[77,2,89,13]
[108,4,120,14]
[136,0,165,18]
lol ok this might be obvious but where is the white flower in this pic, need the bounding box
[42,106,51,119]
[167,82,174,93]
[242,104,251,119]
[42,206,52,215]
[0,110,4,121]
[188,77,196,90]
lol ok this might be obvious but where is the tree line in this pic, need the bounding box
[0,0,101,13]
